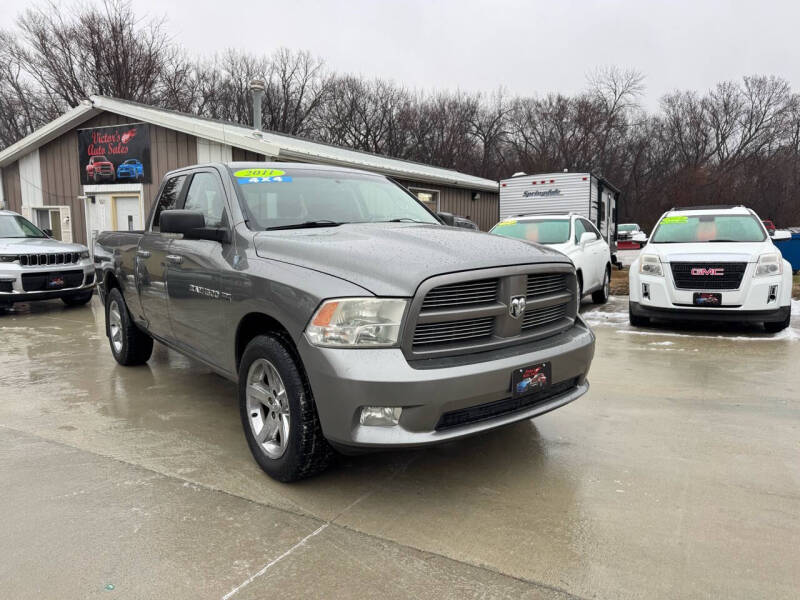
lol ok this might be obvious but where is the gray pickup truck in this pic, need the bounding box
[95,163,595,481]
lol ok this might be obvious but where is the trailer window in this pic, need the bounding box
[490,219,570,244]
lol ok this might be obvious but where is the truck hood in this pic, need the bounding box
[646,242,773,263]
[0,237,88,254]
[253,223,571,296]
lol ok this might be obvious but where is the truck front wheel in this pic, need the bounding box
[105,288,153,365]
[238,335,334,482]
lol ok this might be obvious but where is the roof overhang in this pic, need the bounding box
[0,101,100,167]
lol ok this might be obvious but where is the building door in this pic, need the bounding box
[114,196,142,231]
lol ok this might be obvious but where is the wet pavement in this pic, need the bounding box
[1,296,799,599]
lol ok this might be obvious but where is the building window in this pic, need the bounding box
[409,188,439,212]
[33,207,64,240]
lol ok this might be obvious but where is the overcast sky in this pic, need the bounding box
[3,0,799,110]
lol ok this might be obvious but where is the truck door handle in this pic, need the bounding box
[136,250,151,258]
[166,254,183,264]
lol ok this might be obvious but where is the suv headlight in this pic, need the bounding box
[80,251,90,259]
[306,298,407,347]
[754,253,782,277]
[639,254,663,276]
[0,255,19,263]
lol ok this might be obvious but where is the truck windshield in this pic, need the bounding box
[0,214,47,238]
[231,168,439,230]
[651,214,766,243]
[618,224,637,232]
[490,219,570,244]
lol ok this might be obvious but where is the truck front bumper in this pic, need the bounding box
[299,318,595,450]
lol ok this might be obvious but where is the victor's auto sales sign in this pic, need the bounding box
[77,123,151,185]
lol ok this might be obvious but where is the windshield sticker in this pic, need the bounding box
[237,175,293,184]
[496,219,517,227]
[660,216,688,225]
[234,168,286,178]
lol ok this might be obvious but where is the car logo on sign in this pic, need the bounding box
[509,295,526,319]
[691,267,725,276]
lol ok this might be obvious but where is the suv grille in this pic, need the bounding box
[420,279,498,310]
[21,270,84,291]
[19,253,81,267]
[670,262,747,290]
[435,377,580,430]
[408,266,577,358]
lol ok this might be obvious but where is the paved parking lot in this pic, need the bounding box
[1,296,799,599]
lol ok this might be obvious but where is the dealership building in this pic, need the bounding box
[0,96,500,245]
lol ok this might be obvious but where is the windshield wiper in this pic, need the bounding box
[707,239,744,243]
[384,218,429,223]
[265,220,345,231]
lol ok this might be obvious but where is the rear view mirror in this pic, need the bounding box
[160,210,229,243]
[772,230,791,241]
[437,212,456,226]
[579,232,596,246]
[42,228,53,237]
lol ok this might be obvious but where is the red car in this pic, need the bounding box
[762,220,776,236]
[86,155,116,183]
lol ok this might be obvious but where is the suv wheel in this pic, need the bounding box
[106,288,153,365]
[764,312,790,333]
[592,267,610,304]
[238,334,334,482]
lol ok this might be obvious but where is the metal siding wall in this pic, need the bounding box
[231,147,266,161]
[2,162,22,213]
[396,179,499,231]
[35,110,200,242]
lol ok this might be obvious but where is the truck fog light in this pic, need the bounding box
[642,283,650,300]
[359,406,402,427]
[768,284,778,303]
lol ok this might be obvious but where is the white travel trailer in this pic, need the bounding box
[499,171,620,248]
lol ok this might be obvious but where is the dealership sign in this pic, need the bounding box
[77,123,151,185]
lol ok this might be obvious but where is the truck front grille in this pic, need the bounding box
[670,262,747,290]
[435,377,580,430]
[420,279,498,310]
[522,303,568,330]
[413,316,495,346]
[19,253,81,267]
[407,265,577,358]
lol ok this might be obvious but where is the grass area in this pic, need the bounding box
[610,268,800,299]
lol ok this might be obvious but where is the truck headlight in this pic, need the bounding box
[306,298,407,347]
[754,253,782,277]
[639,254,663,276]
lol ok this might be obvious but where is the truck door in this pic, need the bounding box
[166,170,233,366]
[137,174,187,340]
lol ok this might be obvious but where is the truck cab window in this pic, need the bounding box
[184,172,227,228]
[151,175,187,231]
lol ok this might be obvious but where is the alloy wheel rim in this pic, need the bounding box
[109,300,123,354]
[246,358,290,459]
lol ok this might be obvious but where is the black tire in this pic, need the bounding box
[238,334,334,482]
[629,305,650,327]
[764,312,790,333]
[61,290,94,306]
[105,288,153,365]
[577,272,584,303]
[592,266,611,304]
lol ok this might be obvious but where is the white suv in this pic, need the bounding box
[490,214,612,303]
[629,206,792,332]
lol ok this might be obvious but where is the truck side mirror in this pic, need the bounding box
[437,212,455,226]
[160,210,229,243]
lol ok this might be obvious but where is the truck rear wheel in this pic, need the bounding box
[106,288,153,365]
[238,334,334,482]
